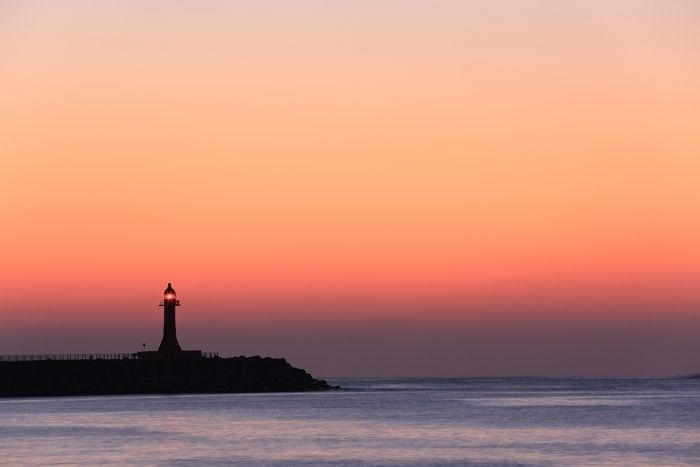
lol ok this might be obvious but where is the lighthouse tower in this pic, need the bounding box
[158,283,182,352]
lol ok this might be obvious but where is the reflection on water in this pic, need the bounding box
[0,378,699,465]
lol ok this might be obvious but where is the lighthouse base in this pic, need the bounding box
[137,350,203,360]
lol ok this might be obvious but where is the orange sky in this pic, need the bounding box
[1,1,699,375]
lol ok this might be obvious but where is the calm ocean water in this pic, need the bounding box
[0,377,699,466]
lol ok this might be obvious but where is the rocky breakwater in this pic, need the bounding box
[0,355,337,397]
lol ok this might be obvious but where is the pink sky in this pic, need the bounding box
[1,1,699,376]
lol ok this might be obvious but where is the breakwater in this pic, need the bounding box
[0,355,335,397]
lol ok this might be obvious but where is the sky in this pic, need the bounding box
[1,0,699,376]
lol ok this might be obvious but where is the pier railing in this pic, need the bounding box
[0,352,219,362]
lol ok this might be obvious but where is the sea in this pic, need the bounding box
[0,377,699,466]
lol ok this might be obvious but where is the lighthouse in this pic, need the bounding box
[137,283,202,359]
[158,283,182,352]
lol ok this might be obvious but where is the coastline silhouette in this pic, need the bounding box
[0,284,335,397]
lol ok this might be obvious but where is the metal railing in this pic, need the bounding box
[0,352,219,362]
[0,353,137,362]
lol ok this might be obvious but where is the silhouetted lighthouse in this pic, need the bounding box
[158,283,182,352]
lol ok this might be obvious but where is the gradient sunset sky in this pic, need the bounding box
[1,1,699,376]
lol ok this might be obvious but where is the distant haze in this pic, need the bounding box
[1,1,699,376]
